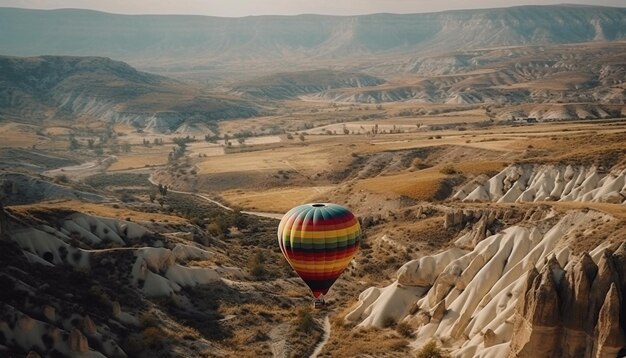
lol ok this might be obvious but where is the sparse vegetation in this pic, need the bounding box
[54,174,69,184]
[295,308,316,333]
[439,164,458,175]
[415,340,448,358]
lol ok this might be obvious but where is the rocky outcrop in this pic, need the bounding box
[559,254,597,357]
[447,208,527,248]
[43,305,56,322]
[83,315,97,336]
[69,328,89,353]
[112,301,122,319]
[509,249,626,358]
[509,264,562,357]
[593,283,625,357]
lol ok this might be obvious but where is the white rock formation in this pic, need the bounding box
[454,164,626,204]
[132,247,221,297]
[346,210,622,357]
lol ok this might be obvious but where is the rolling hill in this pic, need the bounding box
[0,55,259,131]
[231,69,385,99]
[305,42,626,118]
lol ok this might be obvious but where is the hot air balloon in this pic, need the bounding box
[277,203,361,306]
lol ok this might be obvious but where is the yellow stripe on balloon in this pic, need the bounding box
[283,223,360,240]
[288,256,355,271]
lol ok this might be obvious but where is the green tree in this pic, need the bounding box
[69,134,80,150]
[121,142,132,153]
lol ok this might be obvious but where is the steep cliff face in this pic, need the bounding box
[509,245,626,358]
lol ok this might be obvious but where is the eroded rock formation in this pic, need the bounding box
[509,246,626,358]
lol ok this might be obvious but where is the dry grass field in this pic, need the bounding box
[220,186,335,213]
[195,145,340,175]
[355,166,448,201]
[160,112,626,212]
[0,122,41,148]
[108,147,172,171]
[9,200,188,223]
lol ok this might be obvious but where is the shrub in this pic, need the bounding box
[142,327,165,348]
[296,308,316,333]
[395,322,413,338]
[250,263,267,279]
[206,222,221,237]
[415,340,448,358]
[439,165,458,175]
[54,174,69,183]
[382,316,396,328]
[120,192,136,202]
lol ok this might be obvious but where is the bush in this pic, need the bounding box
[439,165,457,175]
[54,174,69,183]
[382,316,396,328]
[395,322,413,338]
[206,222,222,237]
[415,340,448,358]
[120,192,136,202]
[250,250,268,279]
[142,327,165,348]
[250,263,267,279]
[296,308,316,333]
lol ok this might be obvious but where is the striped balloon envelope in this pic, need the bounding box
[277,203,361,298]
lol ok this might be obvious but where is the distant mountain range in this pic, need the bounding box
[0,5,624,79]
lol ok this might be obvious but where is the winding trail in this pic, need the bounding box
[148,175,284,220]
[310,315,331,358]
[43,156,117,181]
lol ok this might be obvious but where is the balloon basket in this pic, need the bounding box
[313,297,326,309]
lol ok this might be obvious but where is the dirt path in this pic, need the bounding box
[43,156,116,181]
[148,175,284,220]
[309,315,331,358]
[269,322,289,357]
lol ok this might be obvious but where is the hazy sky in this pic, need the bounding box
[0,0,624,16]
